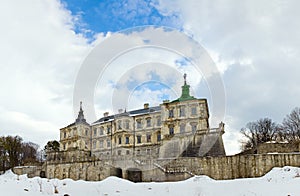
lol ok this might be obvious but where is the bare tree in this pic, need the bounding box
[281,107,300,143]
[21,142,39,165]
[240,118,279,151]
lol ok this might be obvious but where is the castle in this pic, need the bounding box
[43,74,300,182]
[45,74,226,181]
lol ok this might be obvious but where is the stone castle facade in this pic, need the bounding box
[45,74,226,181]
[43,74,300,182]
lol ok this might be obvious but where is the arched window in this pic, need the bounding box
[100,127,104,135]
[137,135,142,143]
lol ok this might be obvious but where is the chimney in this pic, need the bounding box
[118,109,123,114]
[103,112,109,117]
[144,103,149,109]
[163,100,170,103]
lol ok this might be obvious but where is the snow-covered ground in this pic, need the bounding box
[1,166,300,196]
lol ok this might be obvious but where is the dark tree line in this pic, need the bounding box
[240,107,300,151]
[0,135,41,171]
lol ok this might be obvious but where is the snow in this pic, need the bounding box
[1,166,300,195]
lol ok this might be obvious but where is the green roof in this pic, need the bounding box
[172,74,196,103]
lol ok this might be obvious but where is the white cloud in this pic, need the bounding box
[154,0,300,154]
[0,0,93,147]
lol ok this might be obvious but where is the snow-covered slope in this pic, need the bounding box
[1,166,300,196]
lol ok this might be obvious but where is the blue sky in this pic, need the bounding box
[62,0,182,38]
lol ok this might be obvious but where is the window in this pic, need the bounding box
[169,109,174,118]
[169,126,174,135]
[136,119,142,129]
[146,134,151,142]
[85,129,89,136]
[146,118,151,127]
[117,120,122,130]
[125,136,129,144]
[126,150,130,155]
[93,128,97,136]
[107,140,111,147]
[100,127,104,135]
[191,107,197,115]
[117,150,121,156]
[93,141,96,149]
[156,117,161,126]
[191,123,197,133]
[136,149,141,155]
[118,136,122,144]
[63,132,66,138]
[99,140,104,148]
[107,126,111,134]
[137,135,142,144]
[146,149,151,155]
[179,106,185,117]
[157,133,161,142]
[180,124,185,133]
[125,120,130,129]
[63,144,66,150]
[200,109,205,117]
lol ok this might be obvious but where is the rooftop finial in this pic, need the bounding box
[76,101,86,123]
[183,73,187,85]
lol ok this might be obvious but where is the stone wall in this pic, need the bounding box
[41,153,300,182]
[13,166,43,178]
[162,153,300,180]
[257,143,299,154]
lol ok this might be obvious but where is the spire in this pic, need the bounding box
[76,101,86,123]
[177,73,196,102]
[184,73,187,85]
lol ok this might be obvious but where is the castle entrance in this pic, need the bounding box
[110,167,123,178]
[126,168,142,182]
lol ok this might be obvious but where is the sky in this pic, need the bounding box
[0,0,300,155]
